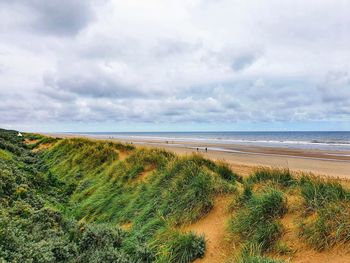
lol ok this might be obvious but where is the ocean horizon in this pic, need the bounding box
[64,131,350,151]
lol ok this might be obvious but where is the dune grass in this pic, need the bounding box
[228,169,295,262]
[247,168,296,187]
[299,175,349,210]
[234,243,284,263]
[229,167,350,262]
[298,176,350,250]
[39,137,238,262]
[153,230,206,263]
[230,187,287,252]
[3,130,232,262]
[2,129,350,262]
[43,141,350,261]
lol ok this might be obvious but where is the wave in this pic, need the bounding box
[74,132,350,150]
[93,134,350,147]
[310,140,350,145]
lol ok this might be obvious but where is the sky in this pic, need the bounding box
[0,0,350,132]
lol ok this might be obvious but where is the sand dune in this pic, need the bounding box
[46,133,350,179]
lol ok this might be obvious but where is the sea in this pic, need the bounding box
[71,131,350,152]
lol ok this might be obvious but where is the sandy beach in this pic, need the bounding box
[47,133,350,179]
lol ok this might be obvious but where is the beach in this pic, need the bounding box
[48,133,350,179]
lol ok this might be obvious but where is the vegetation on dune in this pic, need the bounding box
[0,149,12,160]
[153,230,206,263]
[247,168,296,187]
[230,187,287,252]
[0,129,133,262]
[0,129,238,262]
[299,175,349,209]
[229,167,350,262]
[298,176,350,250]
[1,128,350,262]
[233,243,284,263]
[40,138,237,262]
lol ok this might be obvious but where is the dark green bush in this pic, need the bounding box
[80,224,125,251]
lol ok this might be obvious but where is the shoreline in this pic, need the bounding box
[45,133,350,179]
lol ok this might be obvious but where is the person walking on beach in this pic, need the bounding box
[205,147,207,152]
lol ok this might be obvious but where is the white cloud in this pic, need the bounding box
[0,0,349,130]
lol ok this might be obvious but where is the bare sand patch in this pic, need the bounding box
[183,196,233,263]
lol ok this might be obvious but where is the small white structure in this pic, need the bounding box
[17,132,23,137]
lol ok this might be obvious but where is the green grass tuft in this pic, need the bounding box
[248,168,295,187]
[155,230,206,263]
[299,201,350,250]
[230,188,287,251]
[234,243,284,263]
[299,176,349,210]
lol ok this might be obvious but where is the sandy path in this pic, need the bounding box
[183,196,232,263]
[278,202,350,263]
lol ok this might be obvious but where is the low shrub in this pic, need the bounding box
[0,149,12,160]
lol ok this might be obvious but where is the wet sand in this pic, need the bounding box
[46,133,350,179]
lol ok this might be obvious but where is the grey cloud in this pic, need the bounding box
[56,77,139,98]
[41,86,76,102]
[231,53,258,71]
[0,0,95,36]
[42,75,77,102]
[79,35,139,60]
[153,38,201,58]
[206,47,262,72]
[318,71,350,103]
[42,68,146,99]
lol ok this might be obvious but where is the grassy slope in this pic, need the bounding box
[227,168,350,262]
[1,129,350,263]
[41,138,238,262]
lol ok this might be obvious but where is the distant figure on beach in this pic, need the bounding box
[196,147,199,152]
[205,147,207,152]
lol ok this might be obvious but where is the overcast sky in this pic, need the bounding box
[1,0,350,132]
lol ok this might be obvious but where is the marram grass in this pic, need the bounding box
[40,137,238,262]
[2,128,350,262]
